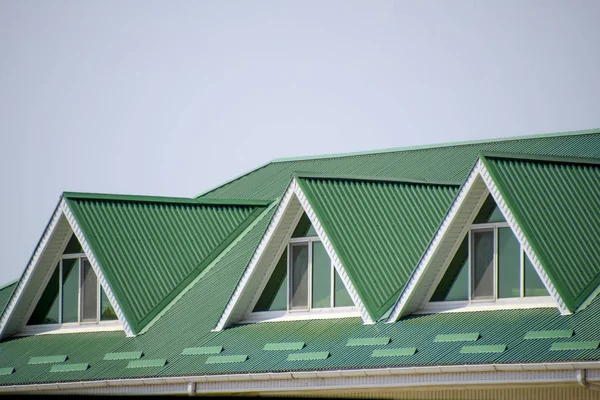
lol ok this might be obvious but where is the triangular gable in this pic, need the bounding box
[64,193,268,333]
[388,156,570,322]
[296,175,460,319]
[215,178,372,330]
[0,198,132,338]
[482,154,600,311]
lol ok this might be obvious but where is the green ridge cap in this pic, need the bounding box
[263,342,305,351]
[524,330,574,340]
[182,346,223,355]
[205,355,247,364]
[103,351,143,360]
[127,359,167,368]
[371,348,416,357]
[460,345,506,354]
[434,333,480,343]
[64,191,269,207]
[346,337,391,347]
[0,368,14,376]
[551,341,600,351]
[28,355,67,365]
[50,363,89,373]
[294,173,459,187]
[287,352,330,361]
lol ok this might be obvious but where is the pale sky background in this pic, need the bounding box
[1,1,600,283]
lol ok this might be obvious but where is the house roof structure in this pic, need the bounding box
[2,128,600,397]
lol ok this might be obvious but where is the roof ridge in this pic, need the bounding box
[64,192,270,207]
[294,172,460,187]
[480,151,600,167]
[271,127,600,163]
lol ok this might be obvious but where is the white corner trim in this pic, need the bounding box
[387,162,483,322]
[0,199,65,338]
[294,181,374,324]
[479,163,569,315]
[388,159,570,322]
[214,183,297,331]
[62,202,134,336]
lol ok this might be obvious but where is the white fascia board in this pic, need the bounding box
[293,181,374,324]
[388,159,569,322]
[214,182,297,331]
[0,199,65,339]
[479,162,569,314]
[3,362,600,395]
[215,178,373,331]
[62,201,134,336]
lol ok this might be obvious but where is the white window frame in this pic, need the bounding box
[422,221,553,313]
[23,253,119,333]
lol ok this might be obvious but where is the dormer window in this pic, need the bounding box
[25,234,118,331]
[426,195,551,312]
[251,213,355,320]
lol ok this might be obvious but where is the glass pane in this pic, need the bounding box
[471,230,494,300]
[334,269,354,307]
[473,194,505,224]
[431,236,468,302]
[62,258,80,323]
[525,254,549,296]
[63,234,83,254]
[498,228,521,298]
[28,263,60,325]
[82,259,98,322]
[253,249,288,312]
[101,288,118,321]
[289,244,309,310]
[291,213,317,238]
[312,242,331,308]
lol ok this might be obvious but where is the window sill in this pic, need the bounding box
[418,297,556,314]
[17,321,122,336]
[240,308,360,324]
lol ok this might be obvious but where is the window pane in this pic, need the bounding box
[81,259,98,322]
[63,234,83,254]
[312,242,331,308]
[290,244,309,310]
[471,230,494,300]
[473,195,505,224]
[28,263,60,325]
[525,254,549,296]
[253,249,288,312]
[431,236,468,302]
[291,213,317,238]
[62,259,80,323]
[101,288,118,321]
[498,228,520,298]
[334,269,354,307]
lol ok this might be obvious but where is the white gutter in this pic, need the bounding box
[3,362,600,395]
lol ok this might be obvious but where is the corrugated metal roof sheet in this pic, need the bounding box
[297,177,459,318]
[0,282,16,314]
[66,194,266,333]
[482,154,600,311]
[201,131,600,201]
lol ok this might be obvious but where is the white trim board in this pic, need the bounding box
[387,159,568,322]
[215,179,372,331]
[0,198,131,339]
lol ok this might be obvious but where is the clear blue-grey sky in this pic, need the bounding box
[1,1,600,283]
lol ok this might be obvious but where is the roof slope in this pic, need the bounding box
[201,130,600,201]
[297,177,459,319]
[65,193,267,333]
[0,282,16,314]
[482,154,600,311]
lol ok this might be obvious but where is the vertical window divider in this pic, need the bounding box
[330,259,335,308]
[493,226,498,301]
[58,260,63,324]
[520,248,525,298]
[286,243,291,311]
[307,240,313,312]
[467,230,472,303]
[97,267,101,323]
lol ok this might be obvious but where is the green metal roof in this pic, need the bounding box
[482,154,600,311]
[297,176,458,319]
[2,130,600,387]
[66,194,267,333]
[0,281,16,314]
[200,129,600,201]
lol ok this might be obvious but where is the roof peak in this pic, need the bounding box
[272,127,600,163]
